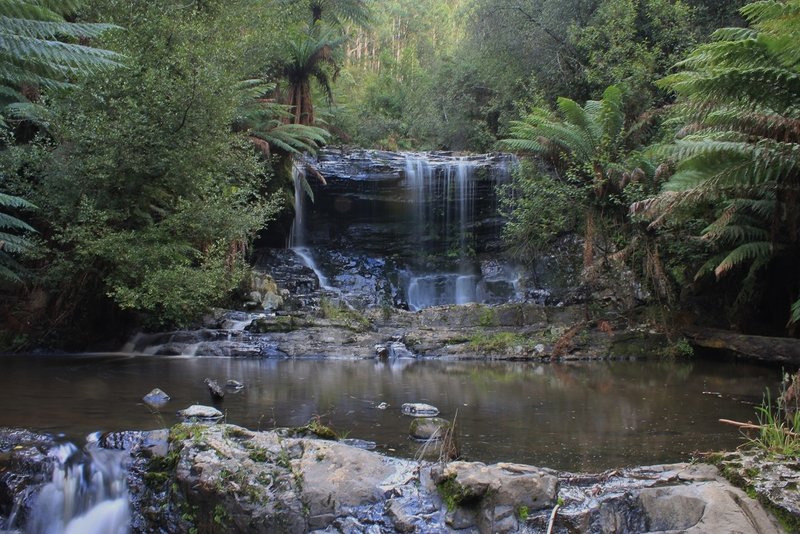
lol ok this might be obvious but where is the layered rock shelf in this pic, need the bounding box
[2,426,790,533]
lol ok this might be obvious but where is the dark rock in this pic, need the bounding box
[204,378,225,401]
[0,428,57,527]
[339,438,377,450]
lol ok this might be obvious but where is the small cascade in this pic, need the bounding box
[288,163,333,290]
[25,436,129,534]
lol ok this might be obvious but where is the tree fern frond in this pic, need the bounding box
[714,241,773,278]
[0,16,118,39]
[0,191,36,209]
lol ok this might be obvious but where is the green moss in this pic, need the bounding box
[437,477,464,512]
[467,331,531,354]
[144,471,171,486]
[248,447,269,462]
[249,315,302,333]
[319,298,371,331]
[436,476,481,512]
[517,505,529,521]
[212,504,230,527]
[478,307,498,327]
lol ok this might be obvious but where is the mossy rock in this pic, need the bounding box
[409,417,450,440]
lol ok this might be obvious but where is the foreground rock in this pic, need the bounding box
[120,424,788,534]
[713,450,800,532]
[0,429,58,528]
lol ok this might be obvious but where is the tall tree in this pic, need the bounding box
[278,28,345,126]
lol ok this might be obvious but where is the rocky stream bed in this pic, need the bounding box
[1,424,797,534]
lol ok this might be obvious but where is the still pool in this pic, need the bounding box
[0,354,780,471]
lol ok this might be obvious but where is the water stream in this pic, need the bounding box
[4,435,130,534]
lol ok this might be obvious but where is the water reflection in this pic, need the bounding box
[0,355,779,471]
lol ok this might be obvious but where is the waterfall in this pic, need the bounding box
[24,435,130,534]
[288,162,333,290]
[404,154,480,310]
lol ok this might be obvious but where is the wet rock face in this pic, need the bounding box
[0,428,57,527]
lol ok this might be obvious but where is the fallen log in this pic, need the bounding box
[682,326,800,366]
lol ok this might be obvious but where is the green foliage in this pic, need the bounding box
[499,161,581,260]
[0,180,36,282]
[235,80,330,156]
[747,390,800,456]
[572,0,697,113]
[19,0,281,331]
[499,85,659,274]
[0,0,121,125]
[640,0,800,330]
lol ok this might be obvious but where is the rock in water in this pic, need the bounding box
[204,378,225,401]
[401,403,439,417]
[177,405,223,422]
[225,380,245,390]
[409,417,450,440]
[142,388,170,407]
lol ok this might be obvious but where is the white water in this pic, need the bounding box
[403,154,481,310]
[23,436,130,534]
[288,163,334,290]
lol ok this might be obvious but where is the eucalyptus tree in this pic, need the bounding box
[638,0,800,330]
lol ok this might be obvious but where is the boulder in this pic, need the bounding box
[409,417,450,440]
[0,429,57,527]
[204,378,225,401]
[176,405,223,422]
[142,388,170,407]
[401,403,439,417]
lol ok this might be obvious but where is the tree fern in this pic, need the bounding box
[0,0,121,124]
[640,0,800,329]
[0,190,35,282]
[499,84,654,272]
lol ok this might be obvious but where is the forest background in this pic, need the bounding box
[3,0,798,349]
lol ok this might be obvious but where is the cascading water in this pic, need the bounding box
[403,154,482,310]
[288,163,333,290]
[270,149,522,310]
[21,435,129,534]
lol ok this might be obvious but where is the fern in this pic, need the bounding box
[0,189,36,282]
[641,0,800,329]
[0,0,121,122]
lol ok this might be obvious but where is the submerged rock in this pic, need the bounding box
[176,405,223,422]
[225,379,244,390]
[409,417,450,440]
[142,388,170,407]
[401,403,439,417]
